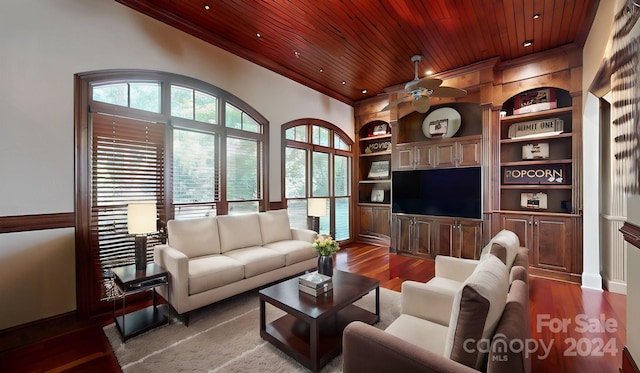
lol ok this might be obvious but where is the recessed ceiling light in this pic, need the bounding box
[426,70,434,75]
[361,89,368,94]
[256,33,261,38]
[341,81,346,85]
[294,51,300,58]
[532,13,540,19]
[523,40,533,47]
[204,5,210,10]
[319,68,324,73]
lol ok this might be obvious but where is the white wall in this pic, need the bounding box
[0,0,353,330]
[580,0,619,291]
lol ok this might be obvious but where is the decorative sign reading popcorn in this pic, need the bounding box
[503,165,568,185]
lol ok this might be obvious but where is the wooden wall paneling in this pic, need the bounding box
[0,213,75,234]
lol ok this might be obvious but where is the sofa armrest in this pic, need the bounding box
[401,281,456,326]
[343,321,479,373]
[291,227,318,243]
[434,256,479,282]
[153,244,189,314]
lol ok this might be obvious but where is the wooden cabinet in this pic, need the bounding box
[496,87,582,283]
[392,214,482,260]
[355,118,392,245]
[393,215,433,259]
[396,142,434,170]
[434,137,481,168]
[359,205,391,240]
[397,137,480,170]
[432,218,483,259]
[499,212,580,281]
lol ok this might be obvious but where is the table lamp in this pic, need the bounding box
[127,202,157,270]
[307,198,326,233]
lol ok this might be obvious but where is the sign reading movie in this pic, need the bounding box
[503,164,569,185]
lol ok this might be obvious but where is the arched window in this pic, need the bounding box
[75,70,268,315]
[282,119,353,241]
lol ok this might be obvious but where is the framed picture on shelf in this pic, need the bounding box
[367,160,390,179]
[520,192,548,209]
[514,88,557,114]
[371,189,385,203]
[522,143,550,160]
[369,123,389,136]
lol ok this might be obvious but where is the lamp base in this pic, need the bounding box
[307,216,320,233]
[134,235,148,270]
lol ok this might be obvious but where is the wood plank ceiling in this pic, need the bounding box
[115,0,599,105]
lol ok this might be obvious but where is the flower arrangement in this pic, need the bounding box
[312,235,339,256]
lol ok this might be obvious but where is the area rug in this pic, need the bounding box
[104,286,401,372]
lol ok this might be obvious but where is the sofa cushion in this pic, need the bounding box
[188,255,244,295]
[217,214,263,253]
[481,229,520,268]
[258,209,293,244]
[223,246,285,277]
[445,254,509,370]
[488,280,531,373]
[263,240,317,265]
[384,314,449,356]
[167,217,221,258]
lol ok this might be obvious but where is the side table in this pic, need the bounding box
[111,263,169,341]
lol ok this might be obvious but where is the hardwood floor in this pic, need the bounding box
[0,242,626,372]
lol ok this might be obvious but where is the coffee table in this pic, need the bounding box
[259,270,379,372]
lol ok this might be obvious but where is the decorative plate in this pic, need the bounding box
[422,107,462,138]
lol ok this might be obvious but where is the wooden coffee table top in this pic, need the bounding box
[259,270,379,319]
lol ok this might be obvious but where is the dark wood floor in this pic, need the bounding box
[0,242,626,372]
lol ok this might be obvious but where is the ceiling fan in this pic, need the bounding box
[381,55,467,113]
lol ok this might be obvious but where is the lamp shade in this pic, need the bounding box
[307,198,327,217]
[127,203,157,234]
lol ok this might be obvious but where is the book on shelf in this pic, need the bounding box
[298,271,332,289]
[299,281,333,296]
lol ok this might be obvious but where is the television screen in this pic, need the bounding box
[392,167,482,219]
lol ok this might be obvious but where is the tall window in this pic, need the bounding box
[76,71,268,315]
[282,120,353,241]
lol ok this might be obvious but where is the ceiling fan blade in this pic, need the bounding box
[430,86,467,98]
[412,96,431,113]
[414,78,443,91]
[381,94,411,111]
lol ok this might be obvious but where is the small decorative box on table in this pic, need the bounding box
[298,271,333,296]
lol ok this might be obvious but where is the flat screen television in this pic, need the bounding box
[392,167,482,219]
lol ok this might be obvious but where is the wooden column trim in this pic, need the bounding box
[620,222,640,249]
[0,213,75,234]
[623,346,640,373]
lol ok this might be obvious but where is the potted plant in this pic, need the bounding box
[313,235,339,276]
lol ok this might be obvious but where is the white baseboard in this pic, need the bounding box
[603,275,627,295]
[581,271,603,291]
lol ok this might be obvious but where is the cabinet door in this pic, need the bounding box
[457,139,481,167]
[534,216,573,272]
[372,207,391,236]
[500,213,533,249]
[413,218,433,258]
[359,206,373,234]
[434,143,456,168]
[395,215,413,255]
[458,220,483,259]
[396,146,414,170]
[433,219,456,256]
[414,144,434,169]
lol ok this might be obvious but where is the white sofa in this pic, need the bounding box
[153,209,318,325]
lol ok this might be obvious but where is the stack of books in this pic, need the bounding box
[298,271,333,296]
